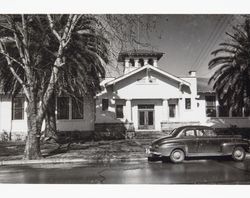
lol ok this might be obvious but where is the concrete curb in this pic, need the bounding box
[1,154,250,166]
[0,157,148,166]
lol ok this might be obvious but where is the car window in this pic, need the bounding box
[203,129,217,137]
[196,129,205,136]
[184,129,195,137]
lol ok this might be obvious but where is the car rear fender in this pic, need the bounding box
[158,143,186,157]
[221,142,249,155]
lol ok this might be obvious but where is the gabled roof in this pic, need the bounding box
[105,64,190,87]
[118,49,164,62]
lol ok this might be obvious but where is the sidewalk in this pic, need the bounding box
[0,139,149,166]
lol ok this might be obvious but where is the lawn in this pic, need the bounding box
[0,139,147,161]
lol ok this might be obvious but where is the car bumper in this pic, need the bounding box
[145,148,161,157]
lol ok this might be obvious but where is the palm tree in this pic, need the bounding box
[209,17,250,116]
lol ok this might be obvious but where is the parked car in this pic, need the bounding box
[146,125,250,163]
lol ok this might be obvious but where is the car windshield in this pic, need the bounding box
[169,128,182,137]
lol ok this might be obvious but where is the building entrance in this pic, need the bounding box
[138,104,155,130]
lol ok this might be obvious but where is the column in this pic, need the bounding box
[124,58,130,67]
[177,98,182,121]
[162,99,168,121]
[134,58,139,68]
[143,58,148,66]
[153,58,157,67]
[125,99,132,122]
[124,58,130,73]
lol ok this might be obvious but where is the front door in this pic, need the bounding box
[138,105,154,129]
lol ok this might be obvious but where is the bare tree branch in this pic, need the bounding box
[47,14,61,41]
[0,40,30,101]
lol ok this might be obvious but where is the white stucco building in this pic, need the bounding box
[1,49,250,141]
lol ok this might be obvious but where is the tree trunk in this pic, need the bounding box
[45,94,57,138]
[24,99,42,160]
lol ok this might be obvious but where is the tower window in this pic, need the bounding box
[138,59,144,67]
[148,58,153,66]
[129,59,135,66]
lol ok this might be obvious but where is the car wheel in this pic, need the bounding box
[170,149,185,163]
[232,146,246,162]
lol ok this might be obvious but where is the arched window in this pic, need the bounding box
[129,59,135,66]
[148,58,153,66]
[138,58,144,67]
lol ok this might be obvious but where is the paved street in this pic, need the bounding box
[1,157,250,184]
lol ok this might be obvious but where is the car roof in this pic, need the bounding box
[176,125,213,130]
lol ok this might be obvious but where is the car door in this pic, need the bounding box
[196,128,221,155]
[180,128,198,154]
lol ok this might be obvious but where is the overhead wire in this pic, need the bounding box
[194,15,233,76]
[190,15,224,71]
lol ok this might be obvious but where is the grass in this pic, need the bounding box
[0,139,147,161]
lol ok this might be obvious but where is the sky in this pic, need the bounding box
[107,14,243,78]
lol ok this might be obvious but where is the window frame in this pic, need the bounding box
[102,99,109,111]
[169,104,176,118]
[116,104,124,119]
[57,97,70,120]
[218,105,229,117]
[12,97,25,120]
[205,95,216,117]
[72,97,84,120]
[185,98,191,110]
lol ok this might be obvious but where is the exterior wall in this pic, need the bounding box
[114,70,183,99]
[0,95,28,141]
[197,93,250,128]
[0,95,28,133]
[96,69,199,131]
[0,94,95,141]
[56,95,95,132]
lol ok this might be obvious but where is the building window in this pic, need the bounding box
[205,96,216,117]
[169,104,176,118]
[102,99,109,111]
[57,97,69,119]
[244,106,250,117]
[72,97,84,119]
[129,59,135,66]
[116,105,124,118]
[218,105,229,117]
[232,108,243,117]
[148,58,153,66]
[12,97,24,120]
[185,98,191,109]
[138,58,144,67]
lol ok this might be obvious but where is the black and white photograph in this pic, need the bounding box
[1,0,250,196]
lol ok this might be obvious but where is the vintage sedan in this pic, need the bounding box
[146,125,250,163]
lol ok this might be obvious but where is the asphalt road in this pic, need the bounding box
[1,157,250,184]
